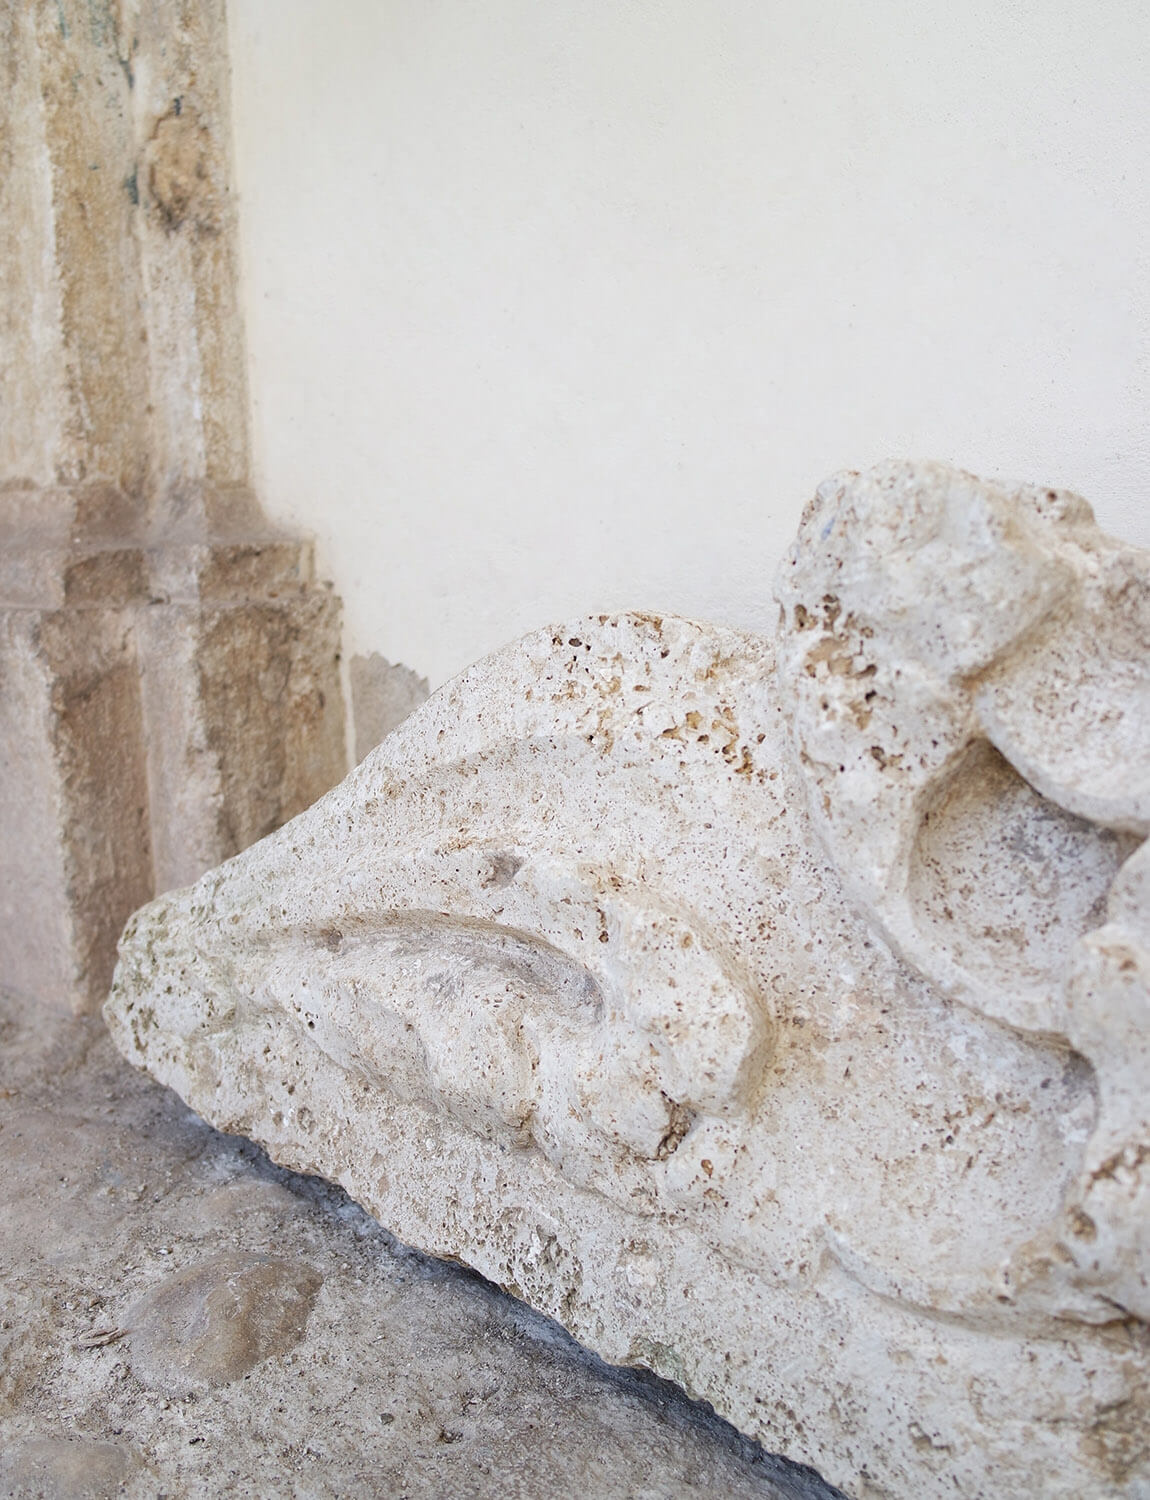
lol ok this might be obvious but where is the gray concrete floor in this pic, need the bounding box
[0,987,845,1499]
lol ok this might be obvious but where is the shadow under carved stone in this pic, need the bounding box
[106,462,1150,1499]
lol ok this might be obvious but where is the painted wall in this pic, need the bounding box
[227,0,1150,688]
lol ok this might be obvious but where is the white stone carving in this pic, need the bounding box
[106,462,1150,1499]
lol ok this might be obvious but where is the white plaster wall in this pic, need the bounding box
[227,0,1150,688]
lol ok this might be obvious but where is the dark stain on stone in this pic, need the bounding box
[126,1252,322,1395]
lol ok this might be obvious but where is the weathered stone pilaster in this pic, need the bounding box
[0,4,347,1011]
[0,595,149,1010]
[134,531,344,896]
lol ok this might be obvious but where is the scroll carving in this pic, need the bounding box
[106,462,1150,1499]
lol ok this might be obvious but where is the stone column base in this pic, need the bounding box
[0,490,346,1012]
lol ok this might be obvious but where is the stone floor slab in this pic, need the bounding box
[0,987,840,1500]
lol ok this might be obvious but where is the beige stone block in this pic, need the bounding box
[0,604,151,1010]
[137,537,346,893]
[0,515,347,1012]
[107,462,1150,1499]
[0,0,350,1014]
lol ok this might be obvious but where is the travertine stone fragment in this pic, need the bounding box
[107,462,1150,1500]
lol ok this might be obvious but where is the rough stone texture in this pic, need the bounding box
[0,985,838,1500]
[0,588,152,1010]
[350,652,431,763]
[107,461,1150,1498]
[0,502,346,1012]
[125,1253,323,1396]
[0,1,348,1011]
[0,1,249,501]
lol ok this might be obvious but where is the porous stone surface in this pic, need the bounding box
[107,462,1150,1498]
[0,985,836,1500]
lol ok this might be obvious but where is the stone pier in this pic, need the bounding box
[0,1,347,1011]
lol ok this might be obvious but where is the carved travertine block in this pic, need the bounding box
[106,463,1150,1499]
